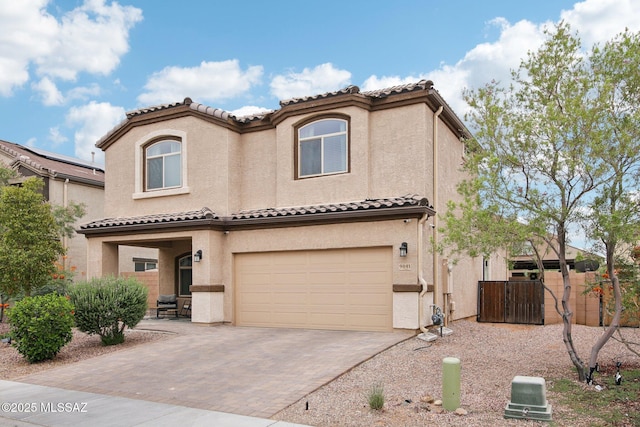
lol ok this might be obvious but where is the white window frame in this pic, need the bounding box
[133,129,189,199]
[297,118,348,178]
[145,140,182,191]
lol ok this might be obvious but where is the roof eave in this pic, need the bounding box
[77,217,220,236]
[77,205,435,236]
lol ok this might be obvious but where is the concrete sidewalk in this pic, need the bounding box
[0,380,308,427]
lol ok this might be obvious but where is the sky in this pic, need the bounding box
[1,0,640,166]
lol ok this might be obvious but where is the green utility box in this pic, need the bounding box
[442,357,461,411]
[504,376,552,421]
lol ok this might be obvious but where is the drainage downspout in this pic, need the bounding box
[62,178,69,270]
[418,211,429,334]
[432,105,444,319]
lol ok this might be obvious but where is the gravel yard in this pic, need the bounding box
[0,323,168,380]
[2,318,638,426]
[273,320,640,427]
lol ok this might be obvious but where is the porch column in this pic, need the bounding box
[191,285,225,323]
[86,239,118,279]
[191,231,224,323]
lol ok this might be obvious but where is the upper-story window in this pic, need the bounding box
[297,118,348,178]
[145,140,181,191]
[133,129,189,200]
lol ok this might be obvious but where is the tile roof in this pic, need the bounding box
[80,207,217,230]
[79,195,432,232]
[279,85,362,107]
[96,79,471,148]
[120,81,436,122]
[362,79,434,98]
[232,194,430,219]
[0,140,104,185]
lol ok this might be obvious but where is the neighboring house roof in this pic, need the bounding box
[78,195,434,235]
[0,140,104,186]
[96,80,472,151]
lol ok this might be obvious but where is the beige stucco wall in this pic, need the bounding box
[90,97,503,328]
[102,103,451,215]
[47,177,103,281]
[369,104,430,197]
[85,218,493,329]
[85,217,439,329]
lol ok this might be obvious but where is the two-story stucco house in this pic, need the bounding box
[79,80,497,332]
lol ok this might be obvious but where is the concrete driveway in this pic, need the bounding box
[15,319,413,419]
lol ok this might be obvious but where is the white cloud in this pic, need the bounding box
[67,83,101,101]
[32,77,64,106]
[32,78,101,106]
[48,127,68,145]
[426,18,547,120]
[361,75,427,92]
[0,0,142,98]
[270,63,351,100]
[65,101,125,163]
[35,0,142,81]
[358,0,640,125]
[561,0,640,46]
[358,18,547,121]
[230,105,273,118]
[0,0,58,96]
[138,60,263,106]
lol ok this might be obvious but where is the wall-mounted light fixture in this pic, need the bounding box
[399,242,408,257]
[194,249,203,262]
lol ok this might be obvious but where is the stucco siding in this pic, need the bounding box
[274,107,371,206]
[235,129,277,211]
[369,104,430,198]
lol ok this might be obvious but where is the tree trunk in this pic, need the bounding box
[587,250,623,382]
[561,284,586,380]
[558,227,586,381]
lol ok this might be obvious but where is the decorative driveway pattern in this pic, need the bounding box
[16,320,413,419]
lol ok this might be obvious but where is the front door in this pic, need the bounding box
[178,254,192,297]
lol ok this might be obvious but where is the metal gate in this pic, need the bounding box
[478,281,544,324]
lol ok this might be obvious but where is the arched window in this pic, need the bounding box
[145,140,182,190]
[297,118,348,178]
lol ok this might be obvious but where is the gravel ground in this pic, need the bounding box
[273,320,640,427]
[2,318,638,426]
[0,322,168,380]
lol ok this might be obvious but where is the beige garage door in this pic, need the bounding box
[235,247,392,331]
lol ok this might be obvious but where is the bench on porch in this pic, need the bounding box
[156,294,178,318]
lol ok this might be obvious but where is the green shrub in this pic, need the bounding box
[69,276,148,346]
[366,383,385,410]
[31,279,71,298]
[7,294,74,363]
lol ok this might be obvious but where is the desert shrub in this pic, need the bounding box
[7,294,74,363]
[69,276,148,346]
[366,383,385,410]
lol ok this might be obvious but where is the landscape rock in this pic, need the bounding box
[420,394,435,403]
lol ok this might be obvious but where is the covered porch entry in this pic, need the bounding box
[83,230,224,324]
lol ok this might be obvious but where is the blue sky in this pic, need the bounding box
[1,0,639,165]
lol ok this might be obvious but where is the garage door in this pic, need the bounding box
[235,247,392,331]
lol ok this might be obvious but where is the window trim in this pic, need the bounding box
[145,139,182,191]
[133,129,189,199]
[294,114,350,179]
